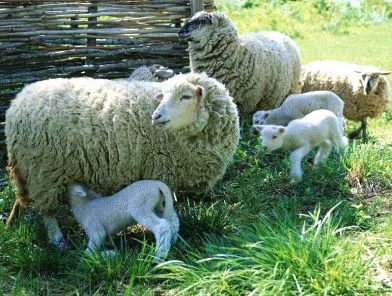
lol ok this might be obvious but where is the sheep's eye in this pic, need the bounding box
[272,135,277,139]
[181,95,191,101]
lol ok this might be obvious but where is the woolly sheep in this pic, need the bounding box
[67,180,179,262]
[5,72,239,249]
[253,91,345,130]
[254,109,348,183]
[128,64,175,82]
[178,11,301,114]
[301,60,391,140]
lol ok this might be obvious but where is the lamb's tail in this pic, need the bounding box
[158,183,175,220]
[5,160,30,227]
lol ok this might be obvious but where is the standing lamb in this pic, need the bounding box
[253,91,345,130]
[178,11,301,114]
[301,60,391,141]
[5,72,239,249]
[254,109,348,183]
[67,180,179,262]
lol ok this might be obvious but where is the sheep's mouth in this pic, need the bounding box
[153,119,170,126]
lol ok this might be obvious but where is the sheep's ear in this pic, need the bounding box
[253,125,264,132]
[263,112,270,119]
[278,127,286,134]
[155,93,164,102]
[372,71,391,76]
[195,85,206,98]
[209,13,219,26]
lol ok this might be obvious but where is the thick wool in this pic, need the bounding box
[178,11,301,114]
[68,180,179,261]
[6,73,240,215]
[254,109,348,183]
[301,60,390,121]
[253,90,345,129]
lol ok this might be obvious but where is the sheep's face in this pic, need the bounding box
[252,110,270,125]
[253,125,285,153]
[178,11,220,46]
[152,79,206,131]
[358,71,391,95]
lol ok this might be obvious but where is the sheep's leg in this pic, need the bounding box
[6,199,21,227]
[314,140,332,165]
[289,145,310,183]
[130,208,172,262]
[85,227,106,255]
[349,119,367,140]
[361,118,368,142]
[43,215,67,251]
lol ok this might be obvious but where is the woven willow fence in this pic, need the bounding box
[0,0,214,147]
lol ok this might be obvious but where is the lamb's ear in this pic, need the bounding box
[74,185,87,197]
[209,13,219,26]
[253,125,265,132]
[263,112,270,119]
[379,71,391,76]
[155,93,164,102]
[195,85,206,98]
[278,127,286,134]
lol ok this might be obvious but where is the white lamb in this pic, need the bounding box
[253,91,345,131]
[253,109,348,183]
[67,180,180,262]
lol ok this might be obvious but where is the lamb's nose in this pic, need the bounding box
[152,113,161,120]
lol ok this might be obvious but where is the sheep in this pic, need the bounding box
[254,109,348,183]
[128,64,175,82]
[301,60,391,141]
[178,11,301,114]
[67,180,179,262]
[5,72,240,249]
[253,91,345,131]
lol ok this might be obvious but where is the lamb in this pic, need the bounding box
[128,64,175,82]
[253,91,345,130]
[253,109,348,183]
[178,11,301,114]
[67,180,179,262]
[5,72,239,249]
[301,60,391,141]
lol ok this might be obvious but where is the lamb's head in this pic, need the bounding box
[356,70,391,95]
[253,125,285,153]
[178,11,236,47]
[253,110,271,125]
[152,74,208,131]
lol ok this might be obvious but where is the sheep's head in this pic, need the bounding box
[253,110,271,125]
[356,70,391,95]
[178,11,233,46]
[152,74,207,131]
[253,125,285,153]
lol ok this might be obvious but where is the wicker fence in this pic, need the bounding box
[0,0,215,146]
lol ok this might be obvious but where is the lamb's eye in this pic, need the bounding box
[181,95,191,101]
[272,135,277,139]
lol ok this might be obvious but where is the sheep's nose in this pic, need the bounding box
[152,113,161,120]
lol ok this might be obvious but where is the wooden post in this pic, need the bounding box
[190,0,204,16]
[87,1,97,47]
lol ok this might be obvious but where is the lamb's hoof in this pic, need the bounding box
[100,250,118,258]
[55,238,68,252]
[290,176,302,184]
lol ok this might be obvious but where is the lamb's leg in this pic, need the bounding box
[314,140,332,165]
[85,226,106,255]
[130,208,172,262]
[43,215,67,251]
[289,145,311,183]
[6,199,21,227]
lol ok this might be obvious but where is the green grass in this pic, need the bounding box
[1,2,392,295]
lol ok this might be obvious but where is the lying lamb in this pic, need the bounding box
[128,64,175,82]
[254,109,348,183]
[253,91,345,131]
[301,60,390,141]
[67,180,179,262]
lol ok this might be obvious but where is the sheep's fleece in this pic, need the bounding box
[301,60,390,121]
[178,11,301,114]
[6,73,240,215]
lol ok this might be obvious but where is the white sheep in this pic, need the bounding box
[178,11,301,114]
[128,64,175,82]
[254,109,348,183]
[301,60,391,140]
[67,180,179,262]
[5,72,239,249]
[253,91,345,131]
